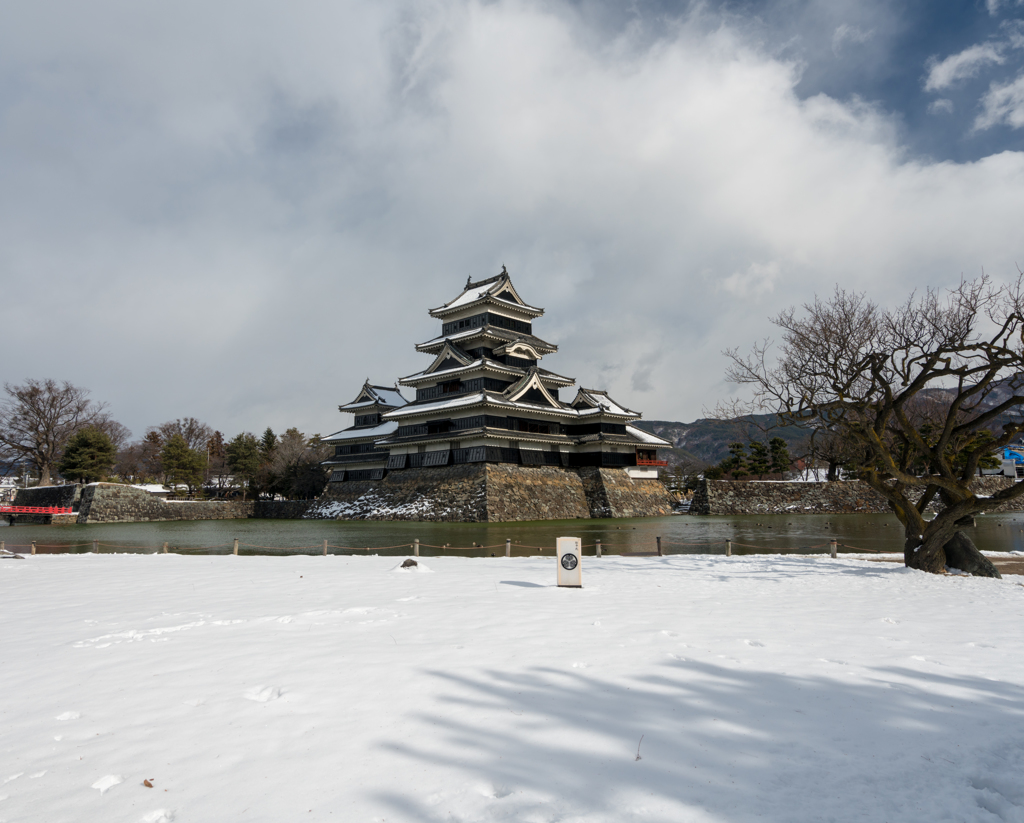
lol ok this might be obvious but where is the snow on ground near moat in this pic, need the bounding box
[2,555,1024,823]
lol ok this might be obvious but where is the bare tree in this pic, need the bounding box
[0,379,111,486]
[268,428,330,499]
[151,418,214,453]
[93,415,132,452]
[726,275,1024,578]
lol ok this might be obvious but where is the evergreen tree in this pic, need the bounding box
[746,441,771,478]
[769,437,792,477]
[160,434,205,492]
[259,427,277,459]
[57,427,116,483]
[720,442,749,479]
[226,432,261,500]
[140,431,164,480]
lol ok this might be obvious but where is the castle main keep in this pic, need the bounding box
[310,268,673,521]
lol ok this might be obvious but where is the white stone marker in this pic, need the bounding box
[556,536,582,588]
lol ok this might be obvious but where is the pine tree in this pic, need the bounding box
[226,432,262,500]
[769,437,791,477]
[58,428,116,483]
[160,434,205,493]
[259,428,277,459]
[746,441,771,479]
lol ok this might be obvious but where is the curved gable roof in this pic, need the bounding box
[429,268,543,318]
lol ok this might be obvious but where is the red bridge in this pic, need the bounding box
[0,506,74,514]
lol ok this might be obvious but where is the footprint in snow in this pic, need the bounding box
[661,631,679,638]
[92,774,123,794]
[29,771,46,779]
[244,685,282,703]
[3,774,23,785]
[55,711,80,721]
[571,662,588,668]
[882,617,899,624]
[743,640,766,647]
[141,809,175,822]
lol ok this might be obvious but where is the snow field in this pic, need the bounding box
[1,553,1023,822]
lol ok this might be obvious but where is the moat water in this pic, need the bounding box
[5,512,1024,556]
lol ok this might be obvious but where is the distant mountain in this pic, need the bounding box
[638,375,1024,468]
[634,417,811,466]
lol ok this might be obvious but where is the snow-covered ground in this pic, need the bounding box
[2,553,1023,823]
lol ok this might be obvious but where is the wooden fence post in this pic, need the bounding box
[505,538,511,557]
[31,541,36,555]
[233,538,239,556]
[163,542,168,554]
[414,539,419,557]
[92,539,98,553]
[830,540,838,559]
[726,540,732,556]
[323,539,328,556]
[656,536,662,556]
[596,538,601,557]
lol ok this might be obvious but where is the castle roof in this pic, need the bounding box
[338,381,408,412]
[429,268,544,319]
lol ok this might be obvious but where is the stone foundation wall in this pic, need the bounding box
[12,485,81,509]
[77,484,253,523]
[306,464,672,522]
[578,468,674,518]
[485,465,590,521]
[253,500,316,519]
[306,467,488,521]
[690,477,1024,515]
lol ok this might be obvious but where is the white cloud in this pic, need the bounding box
[831,24,873,57]
[928,98,955,115]
[975,71,1024,129]
[924,42,1005,91]
[1,0,1023,431]
[987,0,1024,15]
[721,262,782,298]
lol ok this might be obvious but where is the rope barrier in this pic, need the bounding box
[836,542,888,554]
[4,536,900,555]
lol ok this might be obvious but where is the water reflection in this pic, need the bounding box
[4,512,1024,556]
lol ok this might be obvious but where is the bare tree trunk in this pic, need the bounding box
[904,529,1001,578]
[38,465,50,486]
[943,531,1001,578]
[904,533,946,574]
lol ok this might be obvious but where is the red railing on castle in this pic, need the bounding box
[0,506,74,514]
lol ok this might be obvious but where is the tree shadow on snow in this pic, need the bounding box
[371,656,1024,822]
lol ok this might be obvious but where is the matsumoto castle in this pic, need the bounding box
[316,268,673,522]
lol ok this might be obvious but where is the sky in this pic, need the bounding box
[2,0,1024,441]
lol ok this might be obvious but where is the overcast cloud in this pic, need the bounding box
[2,0,1023,439]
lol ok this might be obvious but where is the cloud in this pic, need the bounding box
[924,43,1005,91]
[721,262,782,298]
[1,0,1023,433]
[928,98,955,115]
[987,0,1024,15]
[831,23,873,57]
[975,71,1024,129]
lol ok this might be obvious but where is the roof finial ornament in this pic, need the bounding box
[501,264,508,276]
[466,275,472,289]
